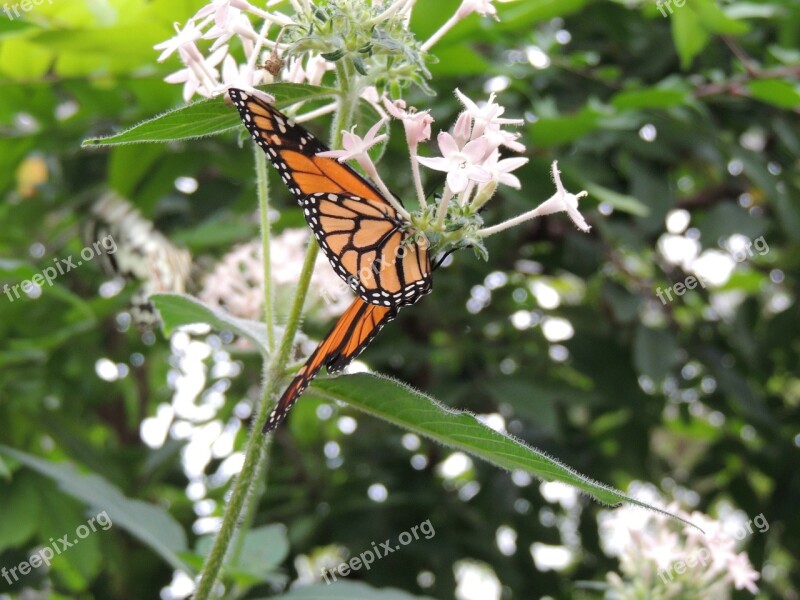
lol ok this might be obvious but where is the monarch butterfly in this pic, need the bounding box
[229,88,433,431]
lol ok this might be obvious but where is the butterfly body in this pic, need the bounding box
[229,88,432,430]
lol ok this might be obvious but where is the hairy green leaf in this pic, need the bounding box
[309,373,700,527]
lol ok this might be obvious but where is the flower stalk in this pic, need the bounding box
[255,145,276,351]
[193,52,361,600]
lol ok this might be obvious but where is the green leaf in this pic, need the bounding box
[496,0,588,29]
[172,216,259,251]
[309,374,699,527]
[82,95,240,146]
[528,105,603,147]
[0,38,53,80]
[633,326,680,382]
[36,479,103,592]
[691,0,750,35]
[150,293,270,354]
[0,445,191,573]
[671,4,710,69]
[670,0,749,68]
[192,524,289,586]
[428,44,490,77]
[30,25,165,64]
[108,144,166,197]
[0,16,37,39]
[0,471,41,552]
[611,87,691,110]
[82,83,339,147]
[234,524,290,575]
[747,79,800,109]
[267,580,437,599]
[584,183,650,217]
[0,454,10,480]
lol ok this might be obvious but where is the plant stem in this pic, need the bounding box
[331,60,357,144]
[226,428,270,596]
[256,145,276,352]
[193,57,360,600]
[434,186,454,230]
[410,152,427,209]
[194,238,321,600]
[421,12,460,52]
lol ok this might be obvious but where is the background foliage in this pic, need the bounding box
[0,0,798,598]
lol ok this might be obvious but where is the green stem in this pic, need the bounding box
[227,401,270,566]
[194,244,320,600]
[193,59,360,600]
[224,146,278,587]
[331,60,357,145]
[255,145,276,352]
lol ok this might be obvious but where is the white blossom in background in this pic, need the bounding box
[599,482,761,598]
[199,229,353,323]
[155,0,310,100]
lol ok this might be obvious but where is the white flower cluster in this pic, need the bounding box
[599,484,761,598]
[321,89,590,244]
[199,229,352,322]
[154,0,502,102]
[154,0,332,101]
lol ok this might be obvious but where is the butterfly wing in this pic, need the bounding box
[264,296,397,432]
[229,88,386,204]
[302,192,431,307]
[228,88,432,308]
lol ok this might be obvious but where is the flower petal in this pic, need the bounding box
[437,131,460,157]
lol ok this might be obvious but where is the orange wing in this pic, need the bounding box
[263,297,397,432]
[229,88,432,308]
[229,88,388,204]
[302,192,431,307]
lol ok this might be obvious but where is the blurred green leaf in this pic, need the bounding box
[267,580,437,599]
[0,454,10,480]
[529,105,603,147]
[671,0,749,68]
[234,525,290,580]
[747,79,800,109]
[151,293,271,354]
[633,325,680,382]
[611,87,691,110]
[671,5,710,69]
[497,0,588,29]
[584,183,650,217]
[0,445,191,573]
[36,479,103,592]
[0,471,41,552]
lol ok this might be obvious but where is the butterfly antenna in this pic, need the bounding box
[433,249,457,270]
